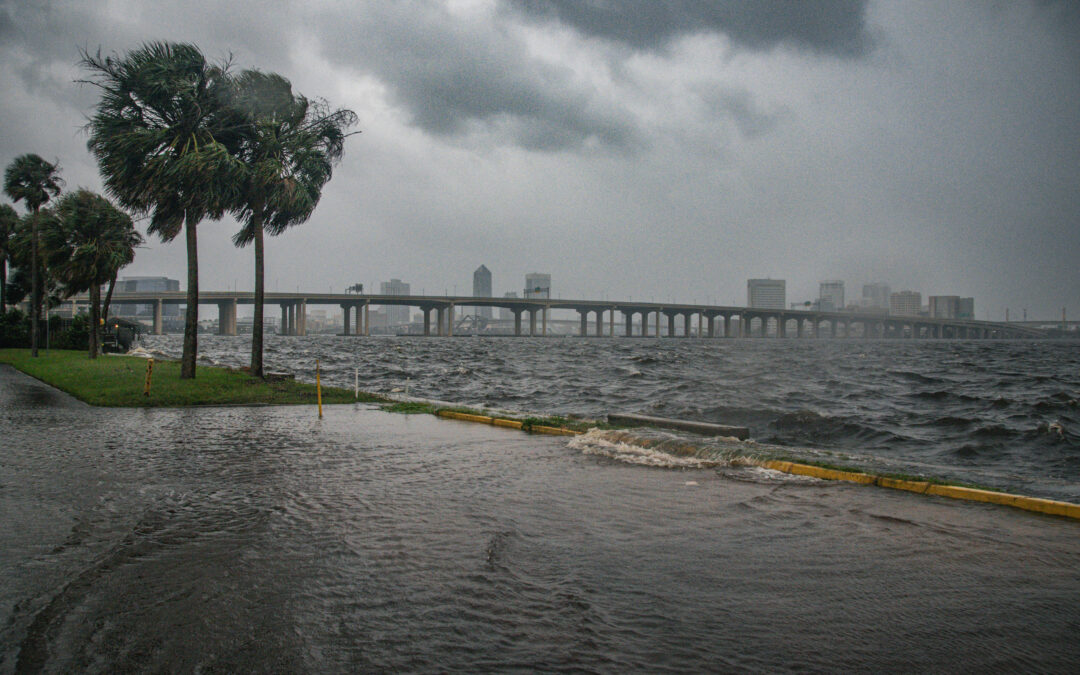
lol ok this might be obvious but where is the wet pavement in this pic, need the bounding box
[2,364,1079,673]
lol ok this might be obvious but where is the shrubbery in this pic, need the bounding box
[0,309,89,350]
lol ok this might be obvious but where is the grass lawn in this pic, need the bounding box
[0,349,387,407]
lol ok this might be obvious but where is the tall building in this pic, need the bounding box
[890,291,922,316]
[819,280,845,312]
[115,276,180,318]
[957,297,974,319]
[861,283,891,310]
[380,278,411,326]
[928,295,960,319]
[500,292,518,321]
[524,273,551,299]
[473,265,492,319]
[747,279,786,309]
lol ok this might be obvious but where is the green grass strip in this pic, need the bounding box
[0,349,386,407]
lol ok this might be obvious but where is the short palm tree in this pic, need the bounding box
[4,154,63,356]
[82,42,243,378]
[0,203,18,313]
[45,189,142,357]
[228,70,357,377]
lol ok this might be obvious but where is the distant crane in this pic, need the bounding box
[345,283,364,294]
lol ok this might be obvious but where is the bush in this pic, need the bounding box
[0,309,29,348]
[0,310,90,351]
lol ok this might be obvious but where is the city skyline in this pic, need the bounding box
[2,2,1077,320]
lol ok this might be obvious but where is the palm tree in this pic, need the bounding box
[228,70,357,378]
[0,203,18,313]
[4,154,63,357]
[81,42,243,378]
[45,189,141,357]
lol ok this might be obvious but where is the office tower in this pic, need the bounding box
[473,265,493,319]
[524,273,551,299]
[747,279,786,309]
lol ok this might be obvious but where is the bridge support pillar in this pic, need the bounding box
[580,311,588,337]
[667,313,675,337]
[423,308,431,336]
[153,299,163,335]
[298,301,307,336]
[513,310,522,336]
[723,315,731,338]
[625,312,633,337]
[640,312,649,337]
[217,300,237,335]
[595,310,604,336]
[707,315,715,338]
[778,316,786,338]
[342,305,351,335]
[448,304,455,336]
[542,307,548,336]
[683,313,691,338]
[436,307,445,336]
[529,309,537,336]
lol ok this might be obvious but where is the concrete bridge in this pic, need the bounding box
[107,290,1046,340]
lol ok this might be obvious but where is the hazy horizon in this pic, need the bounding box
[2,0,1077,320]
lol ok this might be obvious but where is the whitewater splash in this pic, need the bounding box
[568,428,760,469]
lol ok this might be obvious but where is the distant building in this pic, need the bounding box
[957,297,974,319]
[500,292,518,321]
[890,291,922,316]
[114,276,180,318]
[928,295,960,319]
[380,278,411,326]
[473,265,492,319]
[861,283,891,310]
[819,280,845,312]
[524,273,550,299]
[747,279,786,309]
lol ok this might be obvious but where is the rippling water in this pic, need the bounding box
[141,335,1080,501]
[3,366,1079,672]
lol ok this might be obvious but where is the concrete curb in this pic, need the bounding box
[756,459,1080,521]
[434,408,1080,521]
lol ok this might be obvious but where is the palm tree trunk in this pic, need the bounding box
[250,215,265,378]
[181,211,198,379]
[89,283,100,359]
[1,259,6,314]
[101,274,117,326]
[30,208,39,357]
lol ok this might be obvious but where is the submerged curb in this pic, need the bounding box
[434,409,1080,521]
[756,459,1080,521]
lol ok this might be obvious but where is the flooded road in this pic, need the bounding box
[2,365,1079,672]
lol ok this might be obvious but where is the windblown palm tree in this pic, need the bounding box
[45,190,141,358]
[3,154,63,357]
[81,42,243,378]
[0,203,18,313]
[228,70,357,378]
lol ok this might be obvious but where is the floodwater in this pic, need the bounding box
[145,335,1080,501]
[2,365,1079,672]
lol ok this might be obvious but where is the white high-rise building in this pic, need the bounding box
[819,280,845,312]
[747,279,786,309]
[524,273,550,299]
[380,278,411,326]
[861,283,891,310]
[890,291,922,316]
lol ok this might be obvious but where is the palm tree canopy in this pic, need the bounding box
[227,69,358,246]
[81,42,244,241]
[3,154,63,213]
[44,189,142,296]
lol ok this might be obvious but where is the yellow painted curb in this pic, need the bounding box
[425,410,1080,521]
[758,459,1080,521]
[437,410,493,424]
[530,425,584,437]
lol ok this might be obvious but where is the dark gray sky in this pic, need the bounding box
[2,0,1077,319]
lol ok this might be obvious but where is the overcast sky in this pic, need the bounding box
[2,0,1077,320]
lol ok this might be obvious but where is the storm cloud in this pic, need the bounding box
[0,0,1076,320]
